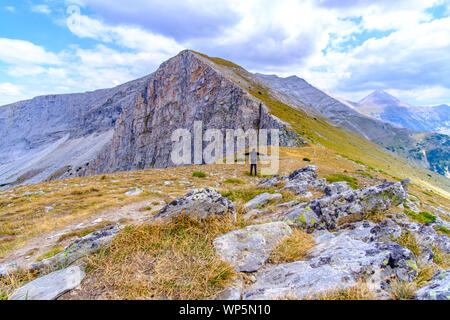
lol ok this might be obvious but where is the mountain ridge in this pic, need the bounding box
[353,90,450,135]
[0,50,448,195]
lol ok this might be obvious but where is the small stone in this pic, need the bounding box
[125,188,143,196]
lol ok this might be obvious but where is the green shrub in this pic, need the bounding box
[404,209,436,224]
[302,157,311,162]
[325,174,358,189]
[192,171,207,178]
[224,178,245,184]
[434,225,450,235]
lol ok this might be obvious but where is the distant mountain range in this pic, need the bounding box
[350,90,450,135]
[256,74,450,178]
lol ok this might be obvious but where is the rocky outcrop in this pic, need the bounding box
[389,213,450,254]
[153,188,235,222]
[29,225,119,272]
[9,265,85,300]
[243,193,282,211]
[282,180,408,231]
[213,222,292,272]
[415,270,450,300]
[243,228,417,300]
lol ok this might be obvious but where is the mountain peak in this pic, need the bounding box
[359,90,399,105]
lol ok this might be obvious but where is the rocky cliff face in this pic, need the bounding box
[0,51,300,187]
[0,75,151,187]
[82,51,300,176]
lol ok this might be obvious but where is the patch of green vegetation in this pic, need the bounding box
[354,171,374,179]
[434,225,450,235]
[192,171,207,178]
[421,190,433,197]
[36,245,63,262]
[223,178,245,184]
[325,174,358,189]
[243,171,272,178]
[221,187,275,202]
[302,157,311,162]
[404,209,436,224]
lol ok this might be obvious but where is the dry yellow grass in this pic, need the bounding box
[305,282,377,300]
[388,278,417,300]
[62,214,248,300]
[269,228,315,263]
[0,269,40,300]
[1,145,448,261]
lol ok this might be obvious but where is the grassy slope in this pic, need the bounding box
[193,51,450,197]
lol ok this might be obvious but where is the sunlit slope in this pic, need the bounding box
[193,51,450,196]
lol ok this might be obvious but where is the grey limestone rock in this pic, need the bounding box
[153,187,235,222]
[213,222,292,272]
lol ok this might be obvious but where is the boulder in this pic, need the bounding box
[243,229,417,300]
[258,175,283,188]
[213,222,292,272]
[324,181,352,197]
[9,265,85,300]
[415,270,450,300]
[30,225,119,272]
[153,188,235,222]
[243,193,282,211]
[287,165,318,182]
[283,180,408,231]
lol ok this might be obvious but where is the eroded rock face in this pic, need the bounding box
[243,228,417,300]
[29,225,119,272]
[10,265,85,300]
[153,187,235,222]
[415,270,450,300]
[213,222,292,272]
[283,180,408,231]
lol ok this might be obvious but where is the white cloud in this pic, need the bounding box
[31,5,51,15]
[0,83,22,97]
[1,0,449,106]
[4,6,15,12]
[0,38,61,65]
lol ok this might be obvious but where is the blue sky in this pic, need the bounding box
[0,0,449,106]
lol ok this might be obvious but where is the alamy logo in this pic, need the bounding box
[171,121,280,175]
